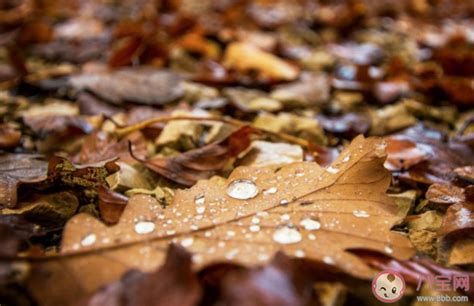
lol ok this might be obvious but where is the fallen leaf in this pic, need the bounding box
[223,42,299,81]
[76,244,202,306]
[26,136,414,305]
[69,68,184,105]
[440,202,474,236]
[237,141,303,168]
[1,191,79,226]
[0,124,21,149]
[131,126,257,186]
[426,183,465,205]
[0,154,48,208]
[384,124,474,184]
[97,185,128,225]
[73,131,147,165]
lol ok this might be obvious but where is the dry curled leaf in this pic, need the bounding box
[26,136,413,305]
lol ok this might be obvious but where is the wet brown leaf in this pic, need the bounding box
[26,136,413,305]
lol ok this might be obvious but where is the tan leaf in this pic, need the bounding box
[27,136,414,305]
[223,42,299,81]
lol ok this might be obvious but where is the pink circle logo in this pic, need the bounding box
[372,270,405,303]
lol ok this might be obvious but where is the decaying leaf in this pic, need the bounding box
[26,136,413,305]
[69,68,184,105]
[0,154,48,207]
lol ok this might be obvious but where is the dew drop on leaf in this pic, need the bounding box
[300,217,321,230]
[181,237,194,247]
[81,233,96,246]
[227,179,259,200]
[134,221,156,234]
[352,210,370,218]
[326,166,340,174]
[272,225,302,244]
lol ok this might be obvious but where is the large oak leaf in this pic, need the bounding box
[27,136,414,305]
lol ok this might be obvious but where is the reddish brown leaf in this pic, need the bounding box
[440,202,474,236]
[131,126,258,186]
[385,124,474,184]
[426,183,465,205]
[0,154,48,207]
[98,185,128,225]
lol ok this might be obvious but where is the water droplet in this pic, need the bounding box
[323,256,334,265]
[352,210,370,218]
[181,237,194,247]
[250,225,260,232]
[225,249,239,259]
[226,230,235,237]
[326,166,339,174]
[81,233,96,246]
[308,233,316,240]
[280,199,289,206]
[384,245,393,254]
[166,229,176,235]
[195,195,205,205]
[227,179,259,200]
[134,221,156,234]
[300,218,321,230]
[342,154,351,163]
[196,206,206,214]
[263,187,278,195]
[294,249,305,258]
[251,217,260,224]
[272,225,302,244]
[280,214,290,221]
[258,253,270,261]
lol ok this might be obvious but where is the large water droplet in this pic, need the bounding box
[81,233,96,246]
[134,221,156,234]
[196,206,206,214]
[352,210,370,218]
[300,218,321,230]
[384,245,393,254]
[326,166,339,174]
[272,225,302,244]
[227,179,259,200]
[280,199,289,206]
[294,249,305,258]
